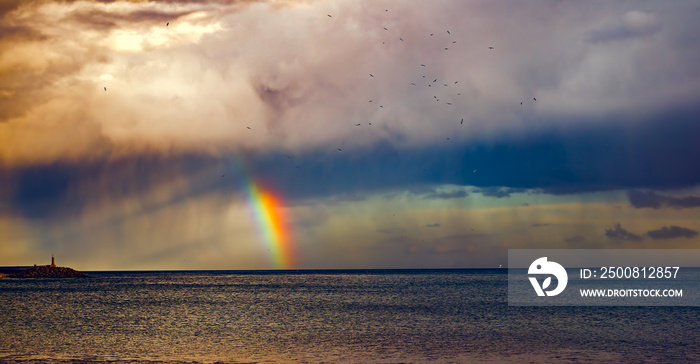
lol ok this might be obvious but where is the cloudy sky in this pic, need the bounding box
[1,0,700,270]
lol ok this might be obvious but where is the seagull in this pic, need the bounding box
[370,74,374,77]
[447,30,450,34]
[104,87,106,91]
[473,169,477,173]
[446,137,450,140]
[444,84,448,86]
[399,37,403,41]
[246,126,251,129]
[430,33,434,36]
[445,47,449,50]
[379,105,383,108]
[368,122,372,125]
[453,41,456,43]
[446,102,452,105]
[434,96,437,99]
[410,83,416,85]
[457,93,461,95]
[383,27,388,30]
[355,123,361,126]
[221,174,225,178]
[460,118,463,124]
[428,84,431,87]
[337,148,343,152]
[327,14,332,17]
[421,64,426,67]
[521,102,523,105]
[534,97,537,101]
[489,46,494,49]
[433,79,437,82]
[166,22,169,26]
[369,100,373,102]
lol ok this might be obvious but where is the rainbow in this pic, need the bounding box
[245,181,296,269]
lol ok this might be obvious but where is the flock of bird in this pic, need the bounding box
[326,10,537,148]
[102,8,537,166]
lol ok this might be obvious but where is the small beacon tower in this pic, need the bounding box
[51,255,56,268]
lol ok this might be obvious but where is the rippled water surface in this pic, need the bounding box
[1,270,698,363]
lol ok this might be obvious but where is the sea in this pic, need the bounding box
[1,269,698,363]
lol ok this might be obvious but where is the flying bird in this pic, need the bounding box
[430,33,434,36]
[433,79,437,82]
[166,22,169,26]
[457,93,461,95]
[379,105,383,108]
[521,102,523,105]
[221,174,225,178]
[534,97,537,101]
[355,123,361,126]
[453,41,456,43]
[368,122,372,125]
[246,126,251,129]
[447,30,450,34]
[489,46,494,49]
[445,47,449,50]
[473,169,477,173]
[410,83,416,85]
[370,74,374,77]
[454,81,458,84]
[399,37,403,41]
[383,27,388,30]
[104,87,106,91]
[421,64,426,67]
[337,148,343,152]
[446,102,452,105]
[369,100,373,102]
[327,14,332,17]
[460,118,463,124]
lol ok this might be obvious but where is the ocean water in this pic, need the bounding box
[0,270,698,363]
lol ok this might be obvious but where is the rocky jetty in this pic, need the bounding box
[6,265,89,278]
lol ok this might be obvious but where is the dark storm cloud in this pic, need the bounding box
[605,223,643,242]
[646,226,698,240]
[3,154,231,220]
[251,106,700,200]
[628,190,700,209]
[6,103,700,220]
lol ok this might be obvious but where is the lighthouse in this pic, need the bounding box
[51,255,56,268]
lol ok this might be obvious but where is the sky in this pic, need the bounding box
[1,0,700,270]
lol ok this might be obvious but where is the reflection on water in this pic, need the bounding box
[0,270,698,363]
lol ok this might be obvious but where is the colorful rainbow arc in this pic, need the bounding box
[246,181,295,269]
